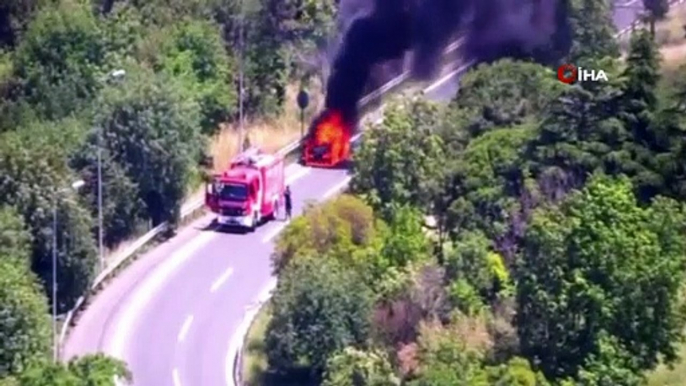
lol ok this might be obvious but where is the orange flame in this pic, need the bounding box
[303,109,351,167]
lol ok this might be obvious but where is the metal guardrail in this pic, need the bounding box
[58,197,205,350]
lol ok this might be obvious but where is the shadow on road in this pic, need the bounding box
[195,219,252,235]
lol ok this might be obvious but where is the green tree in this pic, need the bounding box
[444,124,536,242]
[444,230,511,311]
[619,28,666,200]
[351,97,445,220]
[109,0,220,25]
[159,19,237,134]
[378,204,431,271]
[16,354,131,385]
[621,29,660,139]
[516,174,686,382]
[567,0,619,64]
[530,69,625,188]
[659,67,686,201]
[0,256,50,378]
[95,65,203,226]
[266,257,373,377]
[451,60,563,138]
[322,347,400,386]
[485,357,550,386]
[0,122,98,312]
[0,205,32,264]
[243,28,288,117]
[0,209,51,378]
[70,144,146,248]
[258,0,337,51]
[0,0,47,48]
[0,377,18,385]
[408,318,490,386]
[66,354,132,385]
[272,194,382,274]
[12,0,106,119]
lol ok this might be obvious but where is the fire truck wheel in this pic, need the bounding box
[249,212,258,232]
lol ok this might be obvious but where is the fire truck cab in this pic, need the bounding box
[205,148,285,230]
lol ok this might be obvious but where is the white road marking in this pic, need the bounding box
[323,176,353,199]
[177,315,194,342]
[173,368,182,386]
[106,231,216,359]
[423,61,476,93]
[210,267,234,293]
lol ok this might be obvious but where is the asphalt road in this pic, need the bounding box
[63,4,647,385]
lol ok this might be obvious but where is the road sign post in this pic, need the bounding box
[297,90,309,138]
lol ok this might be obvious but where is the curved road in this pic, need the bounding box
[64,3,645,385]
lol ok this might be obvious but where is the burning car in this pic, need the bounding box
[302,109,353,168]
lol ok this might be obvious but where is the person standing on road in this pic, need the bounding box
[284,185,292,220]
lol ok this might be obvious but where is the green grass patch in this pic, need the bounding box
[242,303,272,386]
[240,302,317,386]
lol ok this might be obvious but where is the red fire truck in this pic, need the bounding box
[205,148,285,230]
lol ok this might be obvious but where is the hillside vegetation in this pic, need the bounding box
[252,2,686,386]
[0,0,334,383]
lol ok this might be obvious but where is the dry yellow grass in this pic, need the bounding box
[209,81,325,173]
[655,4,686,47]
[661,43,686,71]
[655,2,686,71]
[617,4,686,77]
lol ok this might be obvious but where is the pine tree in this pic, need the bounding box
[620,28,668,200]
[621,28,660,139]
[567,0,619,64]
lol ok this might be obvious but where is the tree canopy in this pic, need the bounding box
[260,10,686,386]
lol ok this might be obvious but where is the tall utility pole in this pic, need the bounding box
[237,0,245,152]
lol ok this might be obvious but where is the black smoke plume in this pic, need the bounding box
[324,0,572,121]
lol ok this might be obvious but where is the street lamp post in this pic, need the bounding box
[53,179,85,362]
[97,69,126,273]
